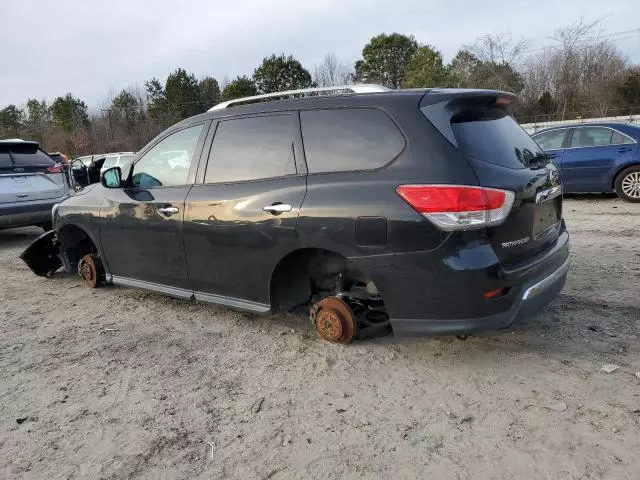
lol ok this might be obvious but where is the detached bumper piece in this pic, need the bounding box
[20,230,63,277]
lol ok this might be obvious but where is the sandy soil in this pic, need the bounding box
[1,196,639,480]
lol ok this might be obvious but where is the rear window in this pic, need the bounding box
[451,108,544,169]
[300,108,405,173]
[0,143,54,168]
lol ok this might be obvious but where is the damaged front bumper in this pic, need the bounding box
[20,230,64,276]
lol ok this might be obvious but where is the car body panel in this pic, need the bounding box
[100,185,192,289]
[184,177,307,304]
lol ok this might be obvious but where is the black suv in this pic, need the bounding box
[22,85,570,343]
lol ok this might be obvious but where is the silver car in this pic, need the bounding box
[0,139,67,230]
[99,152,136,176]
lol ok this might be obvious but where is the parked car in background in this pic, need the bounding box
[22,86,569,343]
[531,122,640,202]
[74,154,107,167]
[1,139,67,230]
[99,152,136,176]
[48,152,69,164]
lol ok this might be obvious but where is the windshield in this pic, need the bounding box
[451,108,544,169]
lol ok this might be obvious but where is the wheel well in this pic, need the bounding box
[612,163,640,190]
[57,225,98,274]
[269,248,377,313]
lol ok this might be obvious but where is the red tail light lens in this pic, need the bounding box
[396,185,515,231]
[46,165,63,174]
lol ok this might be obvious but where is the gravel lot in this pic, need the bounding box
[1,196,639,480]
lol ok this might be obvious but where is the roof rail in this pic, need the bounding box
[208,84,391,111]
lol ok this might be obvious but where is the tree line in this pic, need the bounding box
[1,20,638,157]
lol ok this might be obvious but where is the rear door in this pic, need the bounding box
[183,113,306,309]
[448,106,562,267]
[561,126,620,192]
[0,142,65,204]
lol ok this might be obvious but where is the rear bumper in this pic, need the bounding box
[390,258,569,337]
[0,198,63,229]
[350,224,570,337]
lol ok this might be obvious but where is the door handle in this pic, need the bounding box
[263,203,292,214]
[617,147,631,153]
[157,206,179,216]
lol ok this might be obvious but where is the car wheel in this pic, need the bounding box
[615,165,640,203]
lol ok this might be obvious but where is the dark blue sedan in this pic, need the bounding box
[531,122,640,202]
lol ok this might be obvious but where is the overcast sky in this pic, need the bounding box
[1,0,639,110]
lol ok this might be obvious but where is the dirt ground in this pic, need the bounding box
[1,196,639,480]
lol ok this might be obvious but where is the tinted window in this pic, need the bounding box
[205,114,297,184]
[533,129,567,150]
[132,124,203,188]
[611,130,635,145]
[300,108,404,173]
[0,143,54,168]
[570,127,612,148]
[451,109,543,169]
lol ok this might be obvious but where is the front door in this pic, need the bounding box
[183,113,307,310]
[100,123,208,293]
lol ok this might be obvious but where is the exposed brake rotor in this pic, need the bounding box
[78,254,103,288]
[310,297,356,344]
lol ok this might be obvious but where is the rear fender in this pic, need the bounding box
[19,230,63,276]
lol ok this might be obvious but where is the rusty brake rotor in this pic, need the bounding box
[311,297,356,344]
[78,254,102,288]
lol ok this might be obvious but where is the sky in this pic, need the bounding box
[1,0,639,110]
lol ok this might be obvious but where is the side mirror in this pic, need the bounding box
[101,167,122,188]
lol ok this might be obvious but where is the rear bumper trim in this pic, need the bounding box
[522,258,570,301]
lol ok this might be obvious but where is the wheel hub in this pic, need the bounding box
[78,254,100,288]
[310,297,356,343]
[622,172,640,199]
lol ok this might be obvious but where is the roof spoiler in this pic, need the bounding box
[420,89,518,147]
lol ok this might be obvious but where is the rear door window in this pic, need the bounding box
[451,108,544,169]
[300,108,405,173]
[611,130,635,145]
[570,127,613,148]
[533,129,568,150]
[204,114,298,184]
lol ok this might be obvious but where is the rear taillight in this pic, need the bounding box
[396,185,515,231]
[46,165,63,174]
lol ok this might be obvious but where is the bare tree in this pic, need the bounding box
[464,33,528,91]
[521,19,629,120]
[313,53,353,87]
